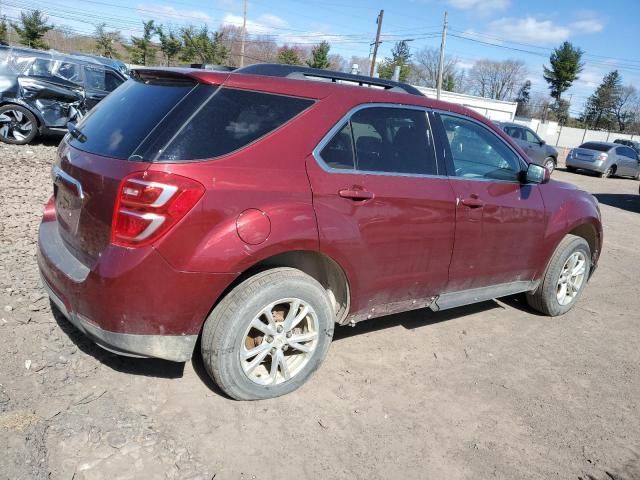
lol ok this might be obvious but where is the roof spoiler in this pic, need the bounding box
[235,63,425,97]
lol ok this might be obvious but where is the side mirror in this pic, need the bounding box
[539,139,546,146]
[525,163,550,184]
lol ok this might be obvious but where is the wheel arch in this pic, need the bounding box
[206,250,351,327]
[0,100,44,131]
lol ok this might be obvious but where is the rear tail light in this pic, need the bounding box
[598,153,608,161]
[112,171,205,247]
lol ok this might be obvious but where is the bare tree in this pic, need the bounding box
[218,24,278,66]
[614,85,638,132]
[328,53,347,72]
[409,47,458,88]
[468,59,526,100]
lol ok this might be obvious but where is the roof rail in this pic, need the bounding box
[235,63,425,97]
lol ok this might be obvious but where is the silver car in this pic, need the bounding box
[495,121,559,173]
[566,141,640,179]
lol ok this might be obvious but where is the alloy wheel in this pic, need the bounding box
[544,158,555,173]
[0,109,33,142]
[240,298,319,386]
[556,251,587,306]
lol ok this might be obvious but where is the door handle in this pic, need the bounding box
[460,195,485,208]
[338,188,375,201]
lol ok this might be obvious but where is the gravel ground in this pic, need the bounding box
[0,140,639,480]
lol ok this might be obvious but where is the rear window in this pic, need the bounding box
[579,142,611,152]
[69,79,195,159]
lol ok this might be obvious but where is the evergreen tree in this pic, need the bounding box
[0,16,8,45]
[306,41,331,69]
[378,41,412,81]
[443,73,456,92]
[128,20,157,65]
[582,70,622,129]
[11,10,53,50]
[543,41,584,102]
[277,46,302,65]
[180,26,228,65]
[515,80,531,116]
[158,27,182,66]
[94,23,121,59]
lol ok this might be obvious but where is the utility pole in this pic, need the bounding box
[369,9,384,77]
[436,11,448,100]
[239,0,247,68]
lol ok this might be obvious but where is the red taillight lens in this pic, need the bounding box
[112,171,205,247]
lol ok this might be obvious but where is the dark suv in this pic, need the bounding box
[38,65,602,400]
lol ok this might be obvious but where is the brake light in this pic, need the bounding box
[598,153,608,161]
[112,171,205,247]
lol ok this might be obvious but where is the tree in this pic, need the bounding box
[378,41,412,81]
[181,26,228,65]
[94,23,121,59]
[277,45,302,65]
[128,20,157,65]
[613,85,638,132]
[468,59,525,100]
[306,41,331,69]
[543,41,584,102]
[12,10,53,50]
[328,54,347,72]
[0,16,8,45]
[157,26,182,66]
[409,47,457,88]
[515,80,531,116]
[582,70,622,129]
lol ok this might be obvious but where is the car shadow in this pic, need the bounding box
[51,301,185,379]
[593,193,640,214]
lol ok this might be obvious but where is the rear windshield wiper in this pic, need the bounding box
[67,122,87,143]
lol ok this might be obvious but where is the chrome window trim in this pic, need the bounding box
[312,102,442,179]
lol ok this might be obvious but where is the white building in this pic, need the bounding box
[414,86,518,122]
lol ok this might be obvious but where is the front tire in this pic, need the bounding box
[544,157,556,173]
[201,268,335,400]
[0,105,38,145]
[526,235,591,316]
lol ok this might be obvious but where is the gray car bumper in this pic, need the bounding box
[41,275,198,362]
[566,157,607,173]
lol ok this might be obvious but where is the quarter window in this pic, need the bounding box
[320,107,437,175]
[441,114,522,181]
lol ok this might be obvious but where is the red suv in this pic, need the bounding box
[38,65,602,400]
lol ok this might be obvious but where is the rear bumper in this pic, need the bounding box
[566,157,607,173]
[37,219,237,362]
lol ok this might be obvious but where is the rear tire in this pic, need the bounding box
[526,235,591,316]
[601,166,615,178]
[201,268,335,400]
[0,105,38,145]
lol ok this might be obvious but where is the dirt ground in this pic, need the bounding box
[0,140,638,480]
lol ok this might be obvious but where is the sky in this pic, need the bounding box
[1,0,639,113]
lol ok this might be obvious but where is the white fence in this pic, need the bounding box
[513,117,638,149]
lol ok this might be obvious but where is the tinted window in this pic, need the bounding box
[68,79,195,159]
[348,107,436,175]
[157,88,313,161]
[617,146,637,159]
[441,114,522,181]
[320,123,355,169]
[579,142,611,152]
[105,70,124,92]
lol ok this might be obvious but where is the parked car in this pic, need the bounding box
[495,121,559,173]
[566,141,640,179]
[613,138,640,155]
[38,64,602,400]
[70,52,129,77]
[0,46,127,145]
